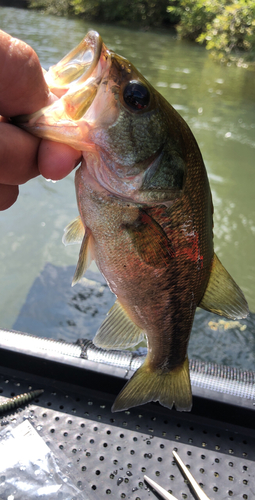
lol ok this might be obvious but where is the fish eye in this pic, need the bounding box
[123,81,150,111]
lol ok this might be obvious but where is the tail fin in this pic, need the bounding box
[112,357,192,412]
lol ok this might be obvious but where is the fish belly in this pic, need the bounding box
[75,166,211,412]
[77,172,200,369]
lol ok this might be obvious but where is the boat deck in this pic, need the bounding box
[0,332,254,499]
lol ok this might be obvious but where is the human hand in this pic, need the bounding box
[0,30,81,210]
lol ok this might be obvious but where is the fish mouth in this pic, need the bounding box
[44,30,103,98]
[12,31,109,148]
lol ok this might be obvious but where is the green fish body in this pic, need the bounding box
[17,31,249,412]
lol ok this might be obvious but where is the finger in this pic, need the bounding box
[0,184,19,211]
[0,30,49,117]
[38,140,82,180]
[0,122,40,184]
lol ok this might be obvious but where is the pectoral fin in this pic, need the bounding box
[123,210,175,268]
[199,253,249,319]
[93,300,144,349]
[72,230,93,286]
[62,216,85,246]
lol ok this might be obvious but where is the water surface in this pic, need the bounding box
[0,8,254,366]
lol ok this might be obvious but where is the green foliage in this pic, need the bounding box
[168,0,220,40]
[28,0,173,27]
[198,2,255,65]
[28,0,74,16]
[168,0,255,65]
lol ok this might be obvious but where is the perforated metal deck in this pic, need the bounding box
[0,337,255,500]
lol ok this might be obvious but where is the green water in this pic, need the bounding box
[0,6,254,336]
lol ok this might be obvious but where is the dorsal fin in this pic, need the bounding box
[72,230,93,286]
[199,253,249,320]
[62,216,85,246]
[93,300,144,350]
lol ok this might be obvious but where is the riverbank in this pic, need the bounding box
[0,0,27,6]
[28,0,173,30]
[1,1,255,67]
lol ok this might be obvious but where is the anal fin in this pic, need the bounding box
[93,300,144,350]
[62,216,85,246]
[199,253,249,319]
[112,357,192,412]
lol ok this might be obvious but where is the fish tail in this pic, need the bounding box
[112,357,192,412]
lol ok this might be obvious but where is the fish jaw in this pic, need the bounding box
[13,31,112,151]
[16,85,97,151]
[44,30,103,97]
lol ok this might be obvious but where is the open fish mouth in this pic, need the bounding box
[12,31,109,147]
[44,30,103,98]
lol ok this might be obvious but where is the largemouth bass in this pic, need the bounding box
[16,31,249,412]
